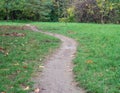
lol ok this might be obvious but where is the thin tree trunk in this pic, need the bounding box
[101,14,104,24]
[5,0,9,21]
[6,8,10,21]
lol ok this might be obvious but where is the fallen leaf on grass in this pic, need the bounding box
[0,47,3,50]
[34,88,40,93]
[13,63,19,66]
[23,66,28,69]
[24,86,30,90]
[86,60,93,64]
[4,52,9,56]
[0,47,4,52]
[39,66,44,68]
[0,47,9,56]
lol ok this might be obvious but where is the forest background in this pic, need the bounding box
[0,0,120,24]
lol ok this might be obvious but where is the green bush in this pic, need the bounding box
[59,7,75,22]
[59,18,68,22]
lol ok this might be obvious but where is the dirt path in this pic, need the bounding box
[27,25,85,93]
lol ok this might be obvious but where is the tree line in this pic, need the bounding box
[0,0,120,23]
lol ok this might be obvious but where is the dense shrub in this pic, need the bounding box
[74,0,120,23]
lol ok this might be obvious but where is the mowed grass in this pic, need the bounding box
[0,26,60,93]
[32,22,120,93]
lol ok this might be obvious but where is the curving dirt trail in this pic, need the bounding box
[27,25,85,93]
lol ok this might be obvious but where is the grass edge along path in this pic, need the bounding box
[0,25,60,93]
[32,22,120,93]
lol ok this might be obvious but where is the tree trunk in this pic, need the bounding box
[101,14,104,24]
[5,0,9,21]
[6,14,9,21]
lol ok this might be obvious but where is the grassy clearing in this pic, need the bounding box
[0,26,60,93]
[32,22,120,93]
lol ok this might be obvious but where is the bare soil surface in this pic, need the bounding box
[27,25,85,93]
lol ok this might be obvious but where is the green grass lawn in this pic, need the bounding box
[0,21,120,93]
[0,25,60,93]
[32,22,120,93]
